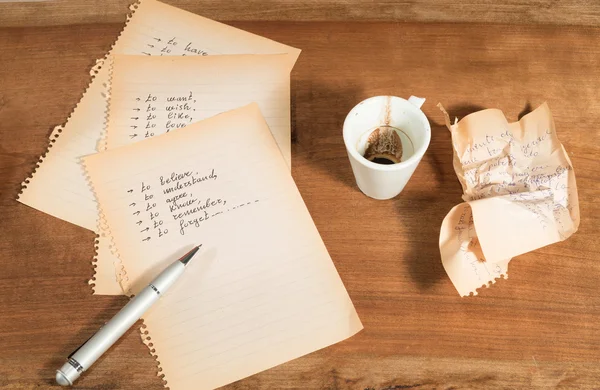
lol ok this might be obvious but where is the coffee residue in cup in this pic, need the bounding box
[363,126,403,164]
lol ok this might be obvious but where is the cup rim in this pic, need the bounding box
[343,95,431,171]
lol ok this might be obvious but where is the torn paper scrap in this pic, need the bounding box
[438,102,579,296]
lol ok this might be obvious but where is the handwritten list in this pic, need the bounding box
[100,53,292,295]
[106,54,291,163]
[128,92,197,140]
[124,168,262,243]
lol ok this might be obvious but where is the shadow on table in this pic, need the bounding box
[518,101,533,120]
[290,80,363,190]
[398,103,487,291]
[295,92,502,290]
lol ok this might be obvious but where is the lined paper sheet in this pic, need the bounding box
[98,53,291,293]
[16,0,299,295]
[105,54,291,164]
[18,0,299,230]
[84,104,362,389]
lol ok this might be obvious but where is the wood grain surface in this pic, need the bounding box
[1,20,599,389]
[1,0,600,27]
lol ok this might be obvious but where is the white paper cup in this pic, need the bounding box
[343,95,431,199]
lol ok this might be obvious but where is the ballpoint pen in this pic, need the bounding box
[56,245,201,386]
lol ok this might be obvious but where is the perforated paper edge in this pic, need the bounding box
[141,322,169,388]
[82,147,168,389]
[18,0,144,295]
[87,235,100,293]
[97,54,132,295]
[90,4,169,385]
[99,55,115,154]
[17,58,106,204]
[79,5,165,384]
[84,1,142,295]
[466,273,509,297]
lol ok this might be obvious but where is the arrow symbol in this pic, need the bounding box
[153,38,162,42]
[133,211,140,216]
[141,227,149,233]
[129,134,138,139]
[133,108,140,111]
[142,237,151,242]
[129,202,136,207]
[127,189,133,193]
[147,44,154,48]
[130,125,138,129]
[136,98,140,101]
[130,117,139,120]
[136,220,143,225]
[141,52,151,56]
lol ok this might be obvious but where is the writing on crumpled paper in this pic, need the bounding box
[438,103,579,296]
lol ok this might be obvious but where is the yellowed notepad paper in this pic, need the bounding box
[16,0,299,295]
[83,104,362,389]
[90,237,124,295]
[18,0,299,231]
[439,103,579,296]
[105,54,291,163]
[97,53,292,293]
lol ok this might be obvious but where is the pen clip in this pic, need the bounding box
[67,325,104,358]
[67,340,87,359]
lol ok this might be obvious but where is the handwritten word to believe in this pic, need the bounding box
[161,170,217,191]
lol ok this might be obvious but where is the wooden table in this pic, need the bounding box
[1,20,599,390]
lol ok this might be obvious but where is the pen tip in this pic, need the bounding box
[179,245,201,266]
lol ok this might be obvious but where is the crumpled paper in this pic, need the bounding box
[438,102,580,296]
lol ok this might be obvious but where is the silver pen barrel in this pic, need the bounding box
[56,246,200,386]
